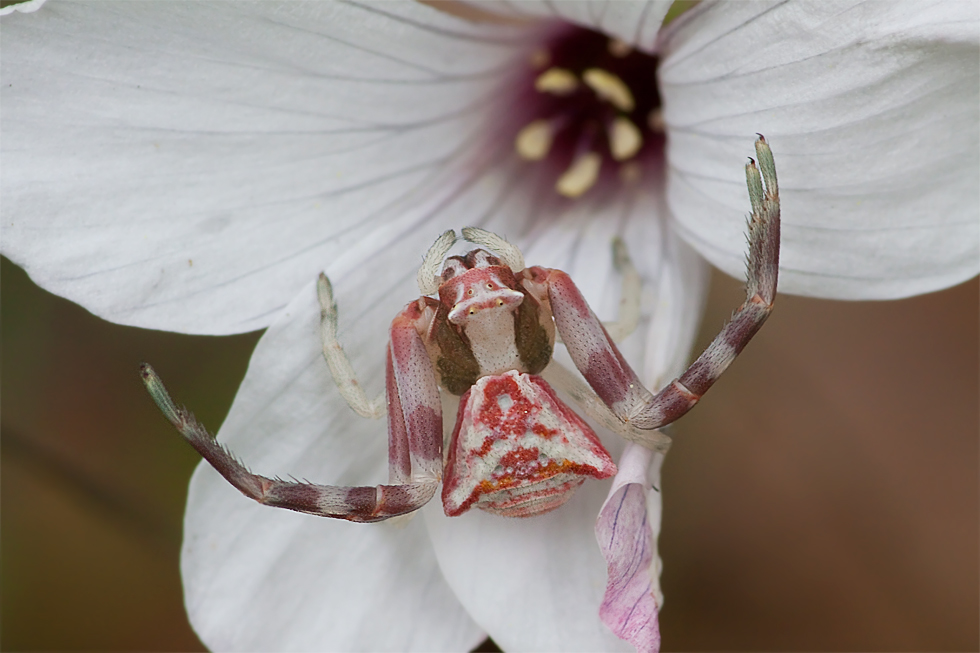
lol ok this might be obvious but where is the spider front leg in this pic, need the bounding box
[553,236,641,346]
[546,135,780,438]
[140,303,444,522]
[601,236,642,344]
[317,273,385,419]
[632,136,780,430]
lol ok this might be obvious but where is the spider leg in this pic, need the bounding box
[545,136,779,439]
[140,364,437,523]
[553,236,641,346]
[544,265,656,432]
[141,298,443,522]
[317,272,385,419]
[632,135,780,430]
[541,359,671,452]
[601,236,641,343]
[385,302,443,483]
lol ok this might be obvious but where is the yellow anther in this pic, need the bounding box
[556,152,602,198]
[608,38,632,57]
[583,68,635,112]
[609,117,642,161]
[535,68,579,95]
[515,119,554,161]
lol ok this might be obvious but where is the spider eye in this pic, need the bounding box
[467,288,474,296]
[486,283,494,289]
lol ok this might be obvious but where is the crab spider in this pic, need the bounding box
[142,136,780,524]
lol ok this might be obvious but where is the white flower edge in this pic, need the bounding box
[3,1,976,343]
[0,0,533,333]
[0,0,44,16]
[659,0,980,299]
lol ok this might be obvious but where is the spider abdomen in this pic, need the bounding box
[442,370,617,518]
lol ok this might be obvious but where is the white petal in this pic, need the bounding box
[0,0,45,16]
[659,0,980,299]
[180,277,483,651]
[465,1,672,52]
[424,479,632,652]
[1,0,531,333]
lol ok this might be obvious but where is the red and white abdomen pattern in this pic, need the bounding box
[442,370,617,518]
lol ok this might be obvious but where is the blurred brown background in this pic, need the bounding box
[2,253,977,651]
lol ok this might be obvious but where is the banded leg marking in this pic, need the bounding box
[541,360,671,453]
[140,364,436,523]
[632,135,780,430]
[386,304,444,483]
[546,267,655,425]
[545,136,780,440]
[553,236,642,346]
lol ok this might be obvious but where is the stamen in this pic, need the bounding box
[535,68,578,95]
[511,26,662,199]
[609,117,642,161]
[582,68,635,112]
[607,38,632,58]
[556,152,602,198]
[515,119,554,161]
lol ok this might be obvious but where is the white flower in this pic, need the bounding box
[1,1,976,651]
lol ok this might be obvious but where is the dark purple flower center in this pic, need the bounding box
[511,24,664,198]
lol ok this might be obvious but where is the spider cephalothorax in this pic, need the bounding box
[142,136,780,524]
[421,246,616,517]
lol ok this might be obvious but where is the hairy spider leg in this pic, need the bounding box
[543,136,779,437]
[317,272,386,419]
[535,234,661,448]
[538,265,658,432]
[540,360,671,452]
[460,226,525,272]
[602,236,642,344]
[317,229,463,420]
[385,301,444,485]
[630,136,779,429]
[140,301,445,522]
